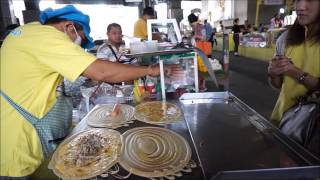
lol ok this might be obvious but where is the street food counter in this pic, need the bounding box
[238,28,287,61]
[214,29,286,61]
[32,92,320,180]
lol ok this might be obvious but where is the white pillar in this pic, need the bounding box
[201,0,209,20]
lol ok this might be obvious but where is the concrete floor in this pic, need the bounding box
[210,51,279,119]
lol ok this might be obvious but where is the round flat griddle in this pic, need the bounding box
[119,127,191,178]
[86,104,134,128]
[134,101,182,125]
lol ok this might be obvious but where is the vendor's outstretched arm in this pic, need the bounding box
[82,59,157,83]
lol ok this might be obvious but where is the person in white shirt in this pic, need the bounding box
[97,23,134,63]
[64,23,135,104]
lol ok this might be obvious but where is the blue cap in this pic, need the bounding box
[39,5,94,49]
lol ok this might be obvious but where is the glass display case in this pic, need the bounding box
[126,48,199,100]
[240,28,287,49]
[240,32,268,48]
[147,19,182,43]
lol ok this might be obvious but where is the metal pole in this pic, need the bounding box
[193,52,199,92]
[159,58,166,101]
[255,0,261,27]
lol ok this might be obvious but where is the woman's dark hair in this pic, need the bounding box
[234,18,239,24]
[286,15,320,46]
[107,23,121,33]
[143,7,155,16]
[188,13,198,24]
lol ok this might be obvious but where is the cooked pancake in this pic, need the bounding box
[51,129,122,179]
[135,101,182,124]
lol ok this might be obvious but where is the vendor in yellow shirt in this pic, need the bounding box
[268,0,320,124]
[0,5,180,179]
[133,6,155,40]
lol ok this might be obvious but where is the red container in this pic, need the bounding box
[146,82,155,94]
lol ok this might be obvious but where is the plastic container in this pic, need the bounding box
[130,42,146,54]
[145,40,158,52]
[223,50,229,71]
[146,81,156,94]
[138,78,145,93]
[156,84,162,100]
[130,41,158,54]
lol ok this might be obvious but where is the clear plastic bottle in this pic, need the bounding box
[138,79,145,93]
[156,83,162,100]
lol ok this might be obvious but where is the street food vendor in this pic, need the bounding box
[0,5,179,179]
[97,23,135,63]
[133,6,155,40]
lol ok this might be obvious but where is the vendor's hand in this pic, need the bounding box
[268,56,292,78]
[164,64,184,77]
[147,64,183,77]
[147,64,160,77]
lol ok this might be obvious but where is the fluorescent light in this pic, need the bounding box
[125,0,142,2]
[279,8,285,14]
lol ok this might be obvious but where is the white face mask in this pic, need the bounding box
[65,24,82,46]
[72,25,82,46]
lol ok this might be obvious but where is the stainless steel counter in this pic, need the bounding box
[125,48,194,58]
[32,92,320,180]
[179,92,320,179]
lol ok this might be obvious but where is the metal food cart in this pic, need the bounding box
[32,92,320,180]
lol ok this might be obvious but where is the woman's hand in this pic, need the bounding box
[268,56,292,77]
[270,56,304,79]
[268,55,319,91]
[268,55,292,89]
[277,59,301,78]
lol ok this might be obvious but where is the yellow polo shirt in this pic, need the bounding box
[271,42,320,123]
[133,18,147,40]
[0,22,96,176]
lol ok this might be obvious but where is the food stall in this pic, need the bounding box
[32,46,319,180]
[213,28,287,61]
[31,20,319,180]
[238,31,274,61]
[32,91,320,179]
[238,28,287,61]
